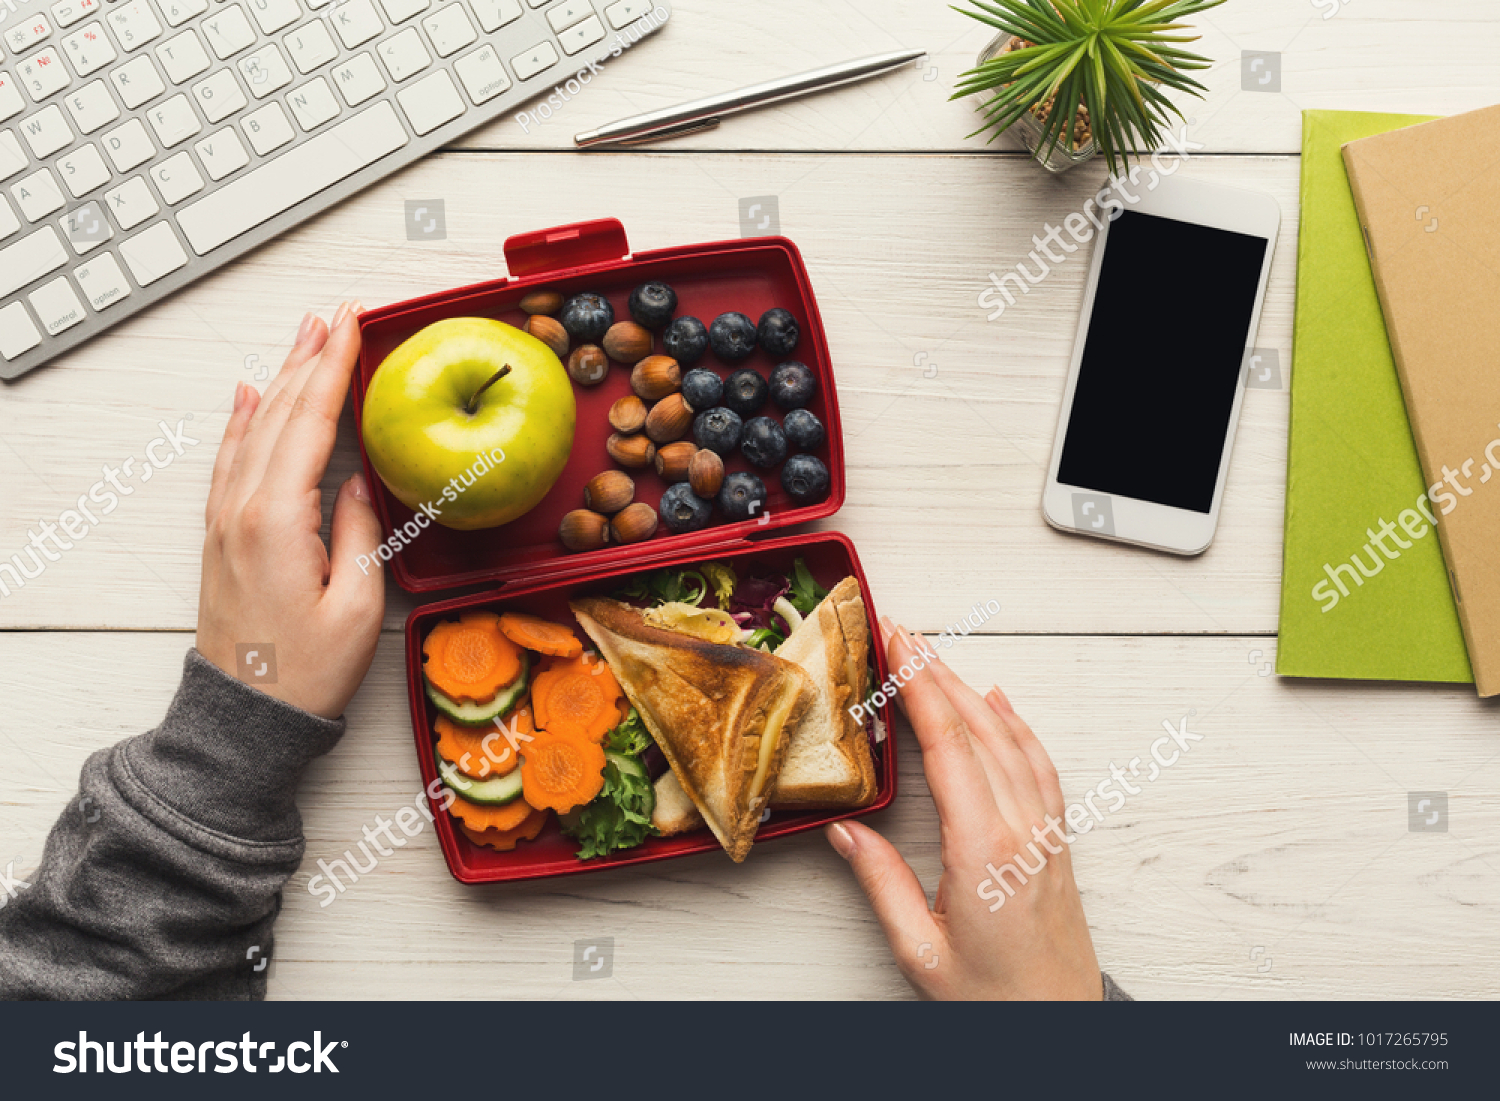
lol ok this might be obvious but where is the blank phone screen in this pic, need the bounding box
[1057,210,1269,515]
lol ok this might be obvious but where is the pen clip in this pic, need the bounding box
[601,118,722,147]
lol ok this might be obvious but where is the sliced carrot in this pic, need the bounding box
[435,715,518,779]
[423,612,523,705]
[499,613,583,658]
[520,729,606,813]
[447,793,536,833]
[458,807,549,852]
[532,652,625,743]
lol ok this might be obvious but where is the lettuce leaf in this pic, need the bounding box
[561,754,657,860]
[606,709,651,756]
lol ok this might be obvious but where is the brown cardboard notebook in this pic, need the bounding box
[1342,103,1500,697]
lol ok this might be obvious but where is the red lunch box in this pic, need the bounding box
[352,218,897,884]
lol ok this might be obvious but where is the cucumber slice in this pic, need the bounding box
[438,756,523,806]
[425,653,529,726]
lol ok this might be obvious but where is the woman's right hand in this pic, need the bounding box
[825,619,1104,1000]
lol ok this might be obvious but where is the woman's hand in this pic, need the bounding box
[195,304,386,720]
[826,619,1103,1000]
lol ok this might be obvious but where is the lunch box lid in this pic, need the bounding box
[352,219,848,595]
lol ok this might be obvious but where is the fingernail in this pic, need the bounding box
[989,686,1014,713]
[827,822,856,860]
[348,472,370,503]
[331,301,350,329]
[295,311,317,345]
[878,615,896,645]
[232,380,245,412]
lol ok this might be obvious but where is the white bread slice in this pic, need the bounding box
[652,769,704,836]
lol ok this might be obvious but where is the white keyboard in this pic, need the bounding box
[0,0,670,378]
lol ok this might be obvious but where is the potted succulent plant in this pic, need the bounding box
[952,0,1224,175]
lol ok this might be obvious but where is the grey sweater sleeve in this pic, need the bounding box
[1102,972,1133,1001]
[0,649,344,1001]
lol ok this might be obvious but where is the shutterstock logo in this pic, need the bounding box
[54,1032,345,1074]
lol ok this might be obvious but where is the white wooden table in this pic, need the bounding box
[4,0,1499,1000]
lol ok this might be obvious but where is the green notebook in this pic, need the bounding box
[1276,110,1473,684]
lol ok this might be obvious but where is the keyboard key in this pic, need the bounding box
[0,302,43,361]
[13,169,67,221]
[73,251,132,311]
[0,226,68,298]
[52,0,105,30]
[101,117,155,170]
[468,0,520,32]
[239,44,293,96]
[155,29,210,83]
[107,0,164,51]
[150,149,203,202]
[558,15,603,56]
[104,174,158,227]
[421,3,473,57]
[177,99,405,253]
[56,142,111,197]
[194,126,248,178]
[453,43,508,104]
[330,52,384,105]
[110,55,166,108]
[546,1,590,32]
[378,0,427,23]
[19,104,74,158]
[0,73,24,122]
[146,92,199,145]
[201,5,256,59]
[511,41,557,81]
[241,101,293,153]
[61,22,117,78]
[394,66,460,134]
[159,0,209,27]
[248,0,302,34]
[0,131,27,180]
[20,49,72,101]
[6,16,53,55]
[64,79,120,132]
[377,27,429,82]
[119,220,187,284]
[60,199,113,252]
[0,195,18,237]
[29,275,87,334]
[287,75,339,129]
[331,0,383,49]
[284,20,338,73]
[604,0,652,29]
[192,67,246,122]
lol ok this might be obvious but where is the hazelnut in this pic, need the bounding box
[559,509,611,552]
[603,321,653,363]
[608,394,648,434]
[645,392,693,444]
[524,314,569,360]
[654,441,697,483]
[689,448,725,498]
[520,291,564,316]
[606,432,657,469]
[631,355,681,402]
[610,502,659,545]
[583,470,634,515]
[567,344,609,387]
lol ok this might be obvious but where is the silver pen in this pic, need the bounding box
[575,48,927,148]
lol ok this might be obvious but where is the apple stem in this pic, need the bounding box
[464,365,513,414]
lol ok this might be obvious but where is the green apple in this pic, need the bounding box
[361,317,576,531]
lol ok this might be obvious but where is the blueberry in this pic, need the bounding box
[681,368,723,411]
[740,416,787,469]
[659,483,714,533]
[757,308,800,357]
[559,293,614,343]
[723,369,768,416]
[709,312,757,362]
[782,454,831,505]
[718,472,768,523]
[769,361,817,410]
[628,282,677,330]
[663,316,709,364]
[783,408,825,451]
[692,407,743,456]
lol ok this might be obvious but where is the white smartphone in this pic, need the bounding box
[1042,174,1281,556]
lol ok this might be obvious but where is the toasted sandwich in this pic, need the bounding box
[771,577,878,809]
[570,597,814,862]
